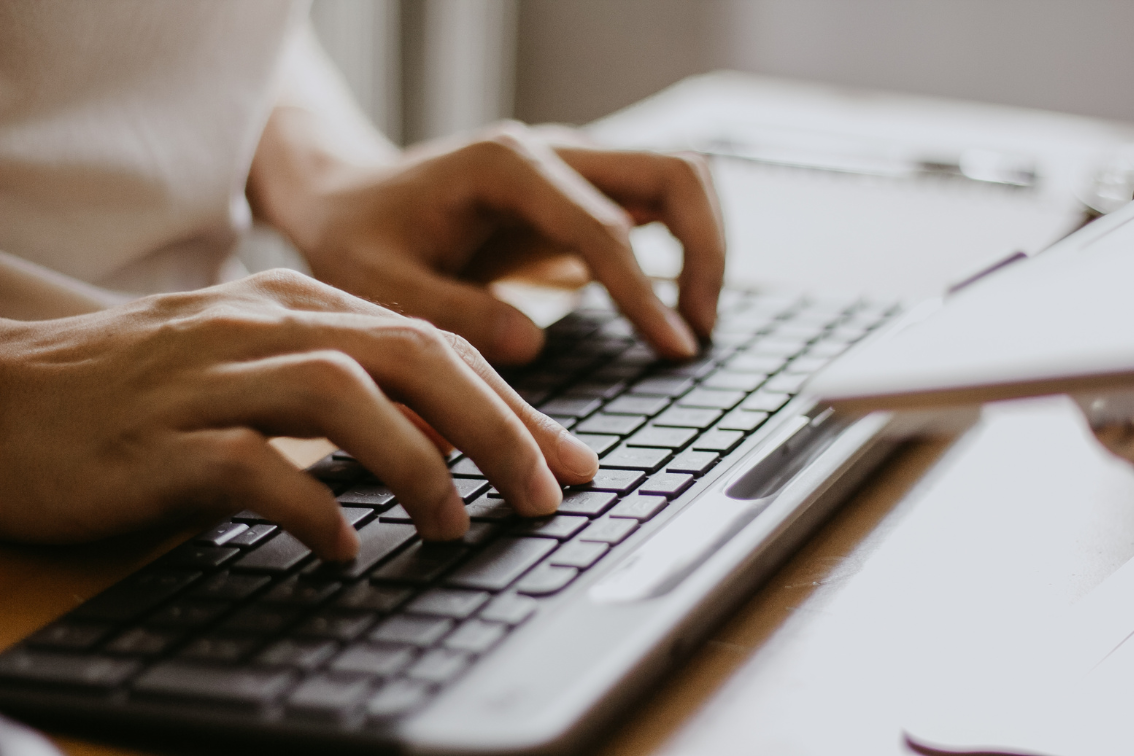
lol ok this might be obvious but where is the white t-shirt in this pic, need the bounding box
[0,0,307,295]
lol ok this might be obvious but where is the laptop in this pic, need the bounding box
[0,278,906,754]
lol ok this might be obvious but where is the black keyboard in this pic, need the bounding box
[0,287,895,741]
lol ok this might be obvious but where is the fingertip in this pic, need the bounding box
[492,308,545,365]
[526,463,563,517]
[662,308,700,359]
[556,430,598,481]
[418,489,470,542]
[330,516,361,561]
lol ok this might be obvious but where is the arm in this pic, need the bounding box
[0,250,123,320]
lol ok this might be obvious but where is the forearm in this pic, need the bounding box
[0,250,122,320]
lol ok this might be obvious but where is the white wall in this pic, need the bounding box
[515,0,1134,126]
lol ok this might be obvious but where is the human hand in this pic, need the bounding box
[0,270,598,559]
[250,114,725,365]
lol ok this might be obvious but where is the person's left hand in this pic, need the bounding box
[250,114,726,365]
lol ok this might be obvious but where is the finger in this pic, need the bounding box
[180,428,359,560]
[183,350,470,541]
[397,403,454,455]
[367,256,546,365]
[554,148,726,337]
[459,127,699,359]
[440,330,599,484]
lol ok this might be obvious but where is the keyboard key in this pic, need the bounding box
[677,388,745,410]
[158,543,239,571]
[510,515,589,540]
[603,394,670,416]
[133,663,294,708]
[27,622,111,651]
[741,391,791,412]
[337,483,397,510]
[460,521,501,547]
[600,445,672,473]
[148,599,228,629]
[466,494,515,521]
[407,588,491,619]
[366,679,432,718]
[556,490,617,517]
[693,429,745,453]
[286,674,371,721]
[449,457,483,477]
[750,337,808,357]
[726,353,786,374]
[295,610,375,641]
[227,523,277,547]
[548,540,608,568]
[700,371,767,392]
[222,604,301,635]
[573,433,620,456]
[314,521,417,580]
[785,355,830,375]
[308,456,364,484]
[654,357,717,379]
[340,507,374,528]
[574,413,646,436]
[330,643,416,677]
[233,533,311,574]
[453,478,490,503]
[639,472,695,498]
[763,372,810,394]
[232,510,269,523]
[370,615,453,647]
[717,410,769,432]
[256,638,337,670]
[538,396,602,418]
[564,379,627,399]
[666,451,719,476]
[652,407,721,429]
[178,634,259,663]
[407,648,472,684]
[191,571,270,601]
[378,504,412,522]
[573,469,645,494]
[630,376,694,397]
[262,577,341,606]
[105,627,181,657]
[516,564,578,596]
[591,364,646,383]
[625,425,698,449]
[443,619,507,654]
[608,493,669,521]
[197,522,249,547]
[74,570,201,623]
[445,538,556,591]
[0,650,139,690]
[371,542,468,585]
[335,584,413,613]
[805,340,849,359]
[479,594,537,625]
[578,518,639,545]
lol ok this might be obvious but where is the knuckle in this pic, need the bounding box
[385,318,450,362]
[250,267,315,293]
[299,350,371,396]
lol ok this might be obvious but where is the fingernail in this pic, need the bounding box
[665,309,700,357]
[334,517,360,561]
[527,464,563,516]
[557,430,598,479]
[494,310,545,364]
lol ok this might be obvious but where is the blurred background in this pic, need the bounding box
[311,0,1134,145]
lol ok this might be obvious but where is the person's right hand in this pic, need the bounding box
[0,270,599,560]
